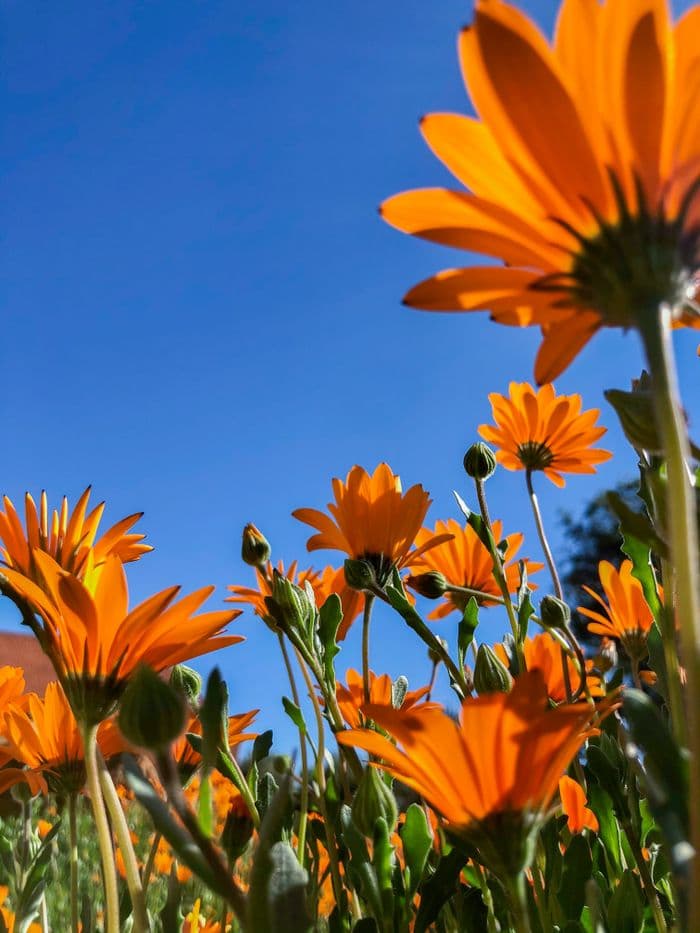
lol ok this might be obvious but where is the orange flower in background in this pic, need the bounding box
[383,0,700,381]
[495,633,603,703]
[0,487,151,583]
[1,551,243,723]
[478,383,612,487]
[293,464,451,584]
[227,560,363,638]
[0,681,126,796]
[183,898,227,933]
[559,776,599,834]
[406,518,542,618]
[335,668,434,729]
[338,672,612,835]
[578,560,655,659]
[0,887,41,933]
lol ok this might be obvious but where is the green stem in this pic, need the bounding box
[98,748,150,932]
[69,792,80,933]
[362,594,375,703]
[82,724,120,933]
[525,469,575,705]
[640,306,700,928]
[621,817,668,933]
[660,557,687,746]
[504,873,532,933]
[297,655,346,914]
[278,635,309,866]
[475,477,526,670]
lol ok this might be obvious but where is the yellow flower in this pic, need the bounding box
[383,0,700,380]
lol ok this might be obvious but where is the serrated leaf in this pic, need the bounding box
[319,594,342,690]
[608,494,668,558]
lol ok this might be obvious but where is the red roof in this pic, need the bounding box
[0,632,56,694]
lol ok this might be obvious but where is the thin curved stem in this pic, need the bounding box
[362,594,375,703]
[640,306,700,928]
[278,634,309,866]
[98,748,150,932]
[82,724,120,933]
[141,831,161,892]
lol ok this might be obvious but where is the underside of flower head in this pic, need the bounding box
[382,0,700,380]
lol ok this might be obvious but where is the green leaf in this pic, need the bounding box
[415,849,468,933]
[200,667,229,769]
[400,804,432,898]
[252,730,274,765]
[14,821,62,933]
[282,696,307,734]
[588,785,622,880]
[620,535,662,616]
[341,805,383,922]
[372,818,395,923]
[319,593,342,690]
[256,771,280,822]
[606,870,644,933]
[124,756,224,895]
[608,494,668,558]
[557,835,592,921]
[197,770,214,838]
[458,598,479,665]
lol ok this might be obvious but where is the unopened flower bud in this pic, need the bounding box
[473,644,513,695]
[241,523,271,567]
[118,665,186,752]
[463,442,497,481]
[169,665,202,707]
[351,767,398,837]
[270,571,314,633]
[597,636,618,673]
[540,595,572,630]
[220,796,255,862]
[391,675,409,708]
[407,571,448,600]
[344,558,377,592]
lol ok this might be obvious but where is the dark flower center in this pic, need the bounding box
[533,173,700,329]
[517,441,554,471]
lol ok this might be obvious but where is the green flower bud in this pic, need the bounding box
[463,442,497,481]
[351,767,398,837]
[241,523,271,567]
[604,384,662,454]
[473,644,512,695]
[270,571,314,633]
[539,595,572,631]
[220,796,255,862]
[344,558,377,592]
[406,571,448,599]
[391,675,409,708]
[118,665,186,752]
[169,665,202,707]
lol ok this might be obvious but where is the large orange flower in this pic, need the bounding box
[338,672,612,867]
[406,518,542,618]
[1,551,242,723]
[383,0,700,381]
[335,668,434,729]
[578,559,655,659]
[478,383,612,487]
[227,560,363,639]
[495,633,603,703]
[0,487,151,583]
[293,464,450,584]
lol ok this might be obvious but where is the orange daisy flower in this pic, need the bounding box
[578,559,655,659]
[406,518,542,618]
[292,464,450,585]
[227,560,363,639]
[494,633,603,704]
[478,383,612,487]
[335,668,434,729]
[0,487,151,583]
[338,672,614,873]
[382,0,700,381]
[559,775,599,834]
[0,682,125,796]
[1,551,242,724]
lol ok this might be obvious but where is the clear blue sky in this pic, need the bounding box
[3,0,698,748]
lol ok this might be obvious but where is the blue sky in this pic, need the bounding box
[3,0,698,749]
